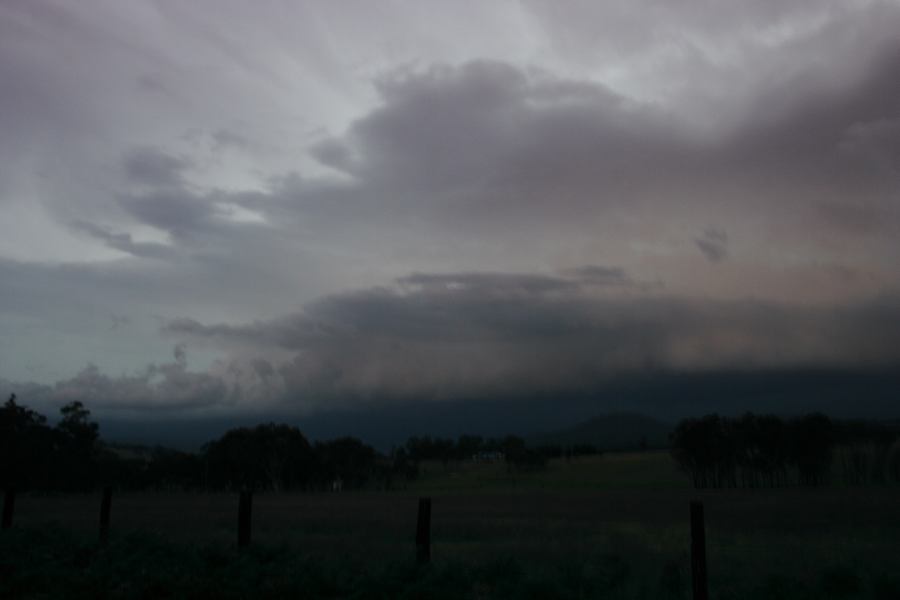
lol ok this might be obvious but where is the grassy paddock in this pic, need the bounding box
[3,452,900,598]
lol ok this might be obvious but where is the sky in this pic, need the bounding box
[2,0,900,432]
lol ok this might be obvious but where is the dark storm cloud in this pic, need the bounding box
[161,268,900,410]
[288,48,900,258]
[728,45,900,185]
[164,266,652,350]
[305,61,687,215]
[4,0,900,420]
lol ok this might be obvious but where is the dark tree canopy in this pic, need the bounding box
[3,396,897,493]
[204,423,317,491]
[670,413,896,489]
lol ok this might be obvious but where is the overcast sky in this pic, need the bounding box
[2,0,900,421]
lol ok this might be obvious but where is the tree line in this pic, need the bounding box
[0,394,404,492]
[670,413,900,489]
[1,395,599,493]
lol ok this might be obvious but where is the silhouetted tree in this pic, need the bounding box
[734,413,789,488]
[204,423,316,491]
[1,394,55,488]
[673,413,845,489]
[57,401,99,451]
[671,415,736,488]
[53,401,100,489]
[834,420,895,485]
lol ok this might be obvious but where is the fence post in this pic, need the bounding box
[416,497,431,564]
[99,486,112,544]
[2,488,14,530]
[238,488,253,548]
[690,500,708,600]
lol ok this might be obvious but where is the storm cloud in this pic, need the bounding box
[1,1,900,423]
[156,268,900,413]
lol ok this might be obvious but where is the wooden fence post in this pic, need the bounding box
[238,489,253,548]
[2,488,14,530]
[690,500,709,600]
[99,486,112,544]
[416,497,431,564]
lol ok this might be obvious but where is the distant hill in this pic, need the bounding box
[528,413,673,451]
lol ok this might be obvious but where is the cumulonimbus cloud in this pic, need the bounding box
[3,3,900,421]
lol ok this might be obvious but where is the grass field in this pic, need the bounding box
[409,451,690,491]
[3,451,900,598]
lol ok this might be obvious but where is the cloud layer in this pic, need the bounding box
[1,1,900,419]
[13,267,887,416]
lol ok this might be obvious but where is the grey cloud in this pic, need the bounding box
[398,271,578,295]
[398,267,650,295]
[567,265,626,283]
[123,147,192,188]
[1,359,227,416]
[745,52,900,161]
[838,117,900,174]
[0,341,292,418]
[291,48,900,258]
[51,362,226,412]
[521,0,900,118]
[116,147,224,242]
[136,73,170,96]
[173,342,187,366]
[314,61,684,201]
[695,228,728,262]
[71,220,175,260]
[309,138,357,174]
[119,190,217,240]
[211,129,252,152]
[4,1,900,418]
[0,246,319,337]
[113,145,287,247]
[164,314,334,351]
[164,268,900,408]
[108,314,130,331]
[563,266,656,289]
[6,261,900,415]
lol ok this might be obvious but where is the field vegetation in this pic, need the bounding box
[3,395,900,598]
[4,452,900,598]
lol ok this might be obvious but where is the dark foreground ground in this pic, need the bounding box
[3,455,900,598]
